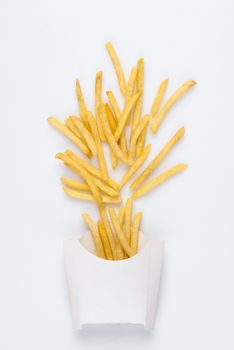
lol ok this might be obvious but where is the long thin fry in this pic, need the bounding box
[131,212,142,254]
[105,42,127,95]
[93,177,119,197]
[105,103,119,168]
[125,67,137,125]
[61,178,89,191]
[99,204,117,260]
[68,116,90,146]
[119,144,151,189]
[106,90,121,118]
[63,187,121,204]
[97,221,113,260]
[151,79,169,118]
[131,127,185,189]
[136,124,148,158]
[108,207,134,257]
[128,115,150,164]
[132,164,188,199]
[114,91,141,141]
[108,208,125,260]
[64,149,102,179]
[132,59,144,131]
[82,213,106,259]
[56,153,102,203]
[151,80,196,133]
[86,111,109,180]
[118,208,125,227]
[125,198,133,244]
[95,71,106,142]
[64,117,82,139]
[100,105,128,163]
[47,117,91,158]
[76,80,89,128]
[71,117,97,156]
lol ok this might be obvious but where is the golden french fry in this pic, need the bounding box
[47,117,91,158]
[86,111,109,180]
[106,178,119,192]
[61,178,89,191]
[100,105,128,163]
[108,207,134,257]
[82,213,106,259]
[64,187,121,204]
[131,212,142,254]
[94,177,119,197]
[136,124,148,158]
[119,144,151,189]
[97,221,113,260]
[105,42,127,95]
[131,127,185,189]
[105,104,119,168]
[151,79,169,118]
[132,163,188,199]
[71,116,97,156]
[132,59,144,131]
[114,91,141,142]
[65,149,102,179]
[120,131,128,158]
[125,67,137,125]
[76,79,89,128]
[99,204,117,260]
[95,71,106,142]
[125,198,133,244]
[56,153,102,203]
[151,80,196,133]
[128,115,150,164]
[64,117,82,139]
[106,90,121,118]
[108,208,125,260]
[118,208,125,227]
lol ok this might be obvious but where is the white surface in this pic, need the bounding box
[64,232,163,330]
[0,0,234,349]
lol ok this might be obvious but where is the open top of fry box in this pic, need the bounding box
[64,232,164,330]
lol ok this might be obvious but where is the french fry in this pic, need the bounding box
[114,91,141,142]
[86,111,109,180]
[56,153,102,203]
[151,79,169,118]
[106,178,119,192]
[105,103,119,168]
[125,67,137,125]
[132,163,188,199]
[99,204,117,260]
[105,42,127,95]
[131,127,185,189]
[64,187,121,204]
[82,213,106,259]
[118,207,125,227]
[97,221,113,260]
[131,212,142,254]
[119,144,151,189]
[76,79,89,128]
[71,117,97,156]
[94,177,119,197]
[95,71,106,142]
[128,115,150,164]
[132,59,144,131]
[64,149,102,179]
[100,105,128,163]
[125,198,133,244]
[64,117,82,139]
[120,132,128,158]
[47,117,91,158]
[106,90,121,118]
[108,207,134,257]
[136,125,148,158]
[108,208,125,260]
[61,178,89,191]
[151,80,196,134]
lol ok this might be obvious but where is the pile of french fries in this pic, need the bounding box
[48,42,195,260]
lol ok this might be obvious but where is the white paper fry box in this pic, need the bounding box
[63,232,164,330]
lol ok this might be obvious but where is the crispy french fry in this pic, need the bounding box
[108,208,125,260]
[125,198,133,244]
[82,213,106,259]
[151,79,169,118]
[94,177,119,197]
[131,212,142,254]
[98,221,113,260]
[64,187,121,204]
[86,111,109,180]
[105,104,119,168]
[151,80,196,134]
[125,67,137,125]
[114,91,141,142]
[119,144,151,189]
[128,115,150,164]
[56,153,102,203]
[132,59,144,131]
[105,42,127,95]
[100,105,128,163]
[64,117,82,139]
[131,127,185,189]
[118,208,125,227]
[61,178,89,191]
[108,207,134,257]
[99,204,117,260]
[64,149,102,179]
[132,163,188,199]
[136,124,148,158]
[71,117,97,156]
[95,71,106,142]
[106,178,119,192]
[106,90,121,118]
[47,117,91,158]
[76,80,89,128]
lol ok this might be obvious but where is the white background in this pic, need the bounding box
[0,0,234,349]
